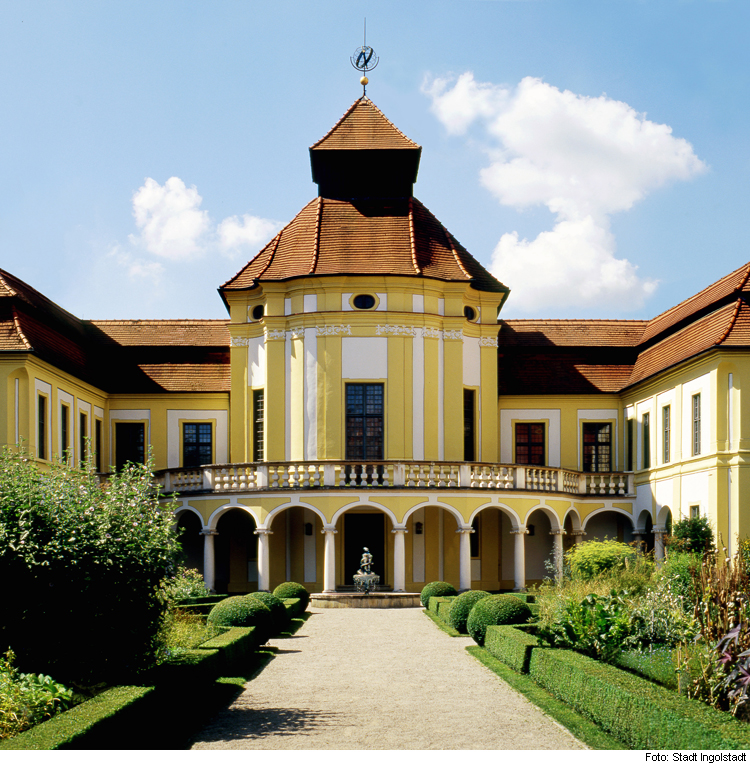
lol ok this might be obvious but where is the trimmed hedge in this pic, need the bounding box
[207,596,272,643]
[420,581,457,608]
[436,597,456,623]
[467,594,532,646]
[247,592,289,636]
[428,595,453,616]
[273,582,309,616]
[0,685,155,750]
[508,593,536,604]
[197,626,258,675]
[484,625,538,674]
[448,590,491,634]
[528,646,750,750]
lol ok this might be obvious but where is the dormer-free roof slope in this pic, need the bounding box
[221,197,507,295]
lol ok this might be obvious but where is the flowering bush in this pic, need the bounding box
[0,447,180,686]
[164,566,210,602]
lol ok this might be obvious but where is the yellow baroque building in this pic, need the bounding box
[1,97,748,594]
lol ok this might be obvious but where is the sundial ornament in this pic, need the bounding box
[351,41,379,95]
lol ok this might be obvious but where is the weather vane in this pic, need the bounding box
[350,19,378,96]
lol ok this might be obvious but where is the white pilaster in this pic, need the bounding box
[654,527,666,564]
[457,528,473,591]
[511,528,528,592]
[201,528,218,592]
[322,528,337,593]
[550,529,565,582]
[392,528,407,592]
[255,527,272,591]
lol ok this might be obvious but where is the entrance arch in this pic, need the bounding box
[214,508,258,594]
[175,509,204,575]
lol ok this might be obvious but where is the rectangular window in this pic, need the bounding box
[345,384,384,460]
[38,395,47,460]
[582,422,611,473]
[463,389,476,461]
[689,505,700,520]
[183,422,212,467]
[642,412,650,469]
[626,418,634,471]
[61,404,69,461]
[115,422,145,470]
[79,412,88,464]
[515,423,545,466]
[95,419,102,472]
[662,405,671,464]
[252,390,265,462]
[692,394,701,456]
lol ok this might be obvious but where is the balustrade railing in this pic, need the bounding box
[154,461,634,497]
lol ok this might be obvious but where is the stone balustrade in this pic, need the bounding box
[154,461,635,497]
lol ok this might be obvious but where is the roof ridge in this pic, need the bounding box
[220,198,320,290]
[12,310,31,350]
[715,298,743,345]
[644,261,750,333]
[408,198,420,275]
[309,197,323,274]
[441,223,472,280]
[503,318,649,324]
[88,318,230,324]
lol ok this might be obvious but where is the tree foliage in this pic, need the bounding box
[0,447,180,687]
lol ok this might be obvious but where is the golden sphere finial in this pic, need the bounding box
[360,76,369,86]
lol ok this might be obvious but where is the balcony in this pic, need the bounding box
[155,461,635,497]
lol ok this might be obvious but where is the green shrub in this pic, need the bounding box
[0,448,180,686]
[484,624,538,674]
[448,590,490,634]
[671,514,715,553]
[566,540,636,580]
[164,566,210,602]
[467,594,532,645]
[420,581,457,608]
[272,582,309,616]
[207,597,272,643]
[247,592,289,636]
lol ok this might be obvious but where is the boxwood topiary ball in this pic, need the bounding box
[273,582,310,617]
[448,590,491,634]
[207,596,273,643]
[248,591,289,636]
[420,581,457,608]
[467,594,532,646]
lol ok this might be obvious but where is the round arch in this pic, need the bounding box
[207,503,260,532]
[331,500,399,530]
[266,501,328,530]
[402,501,465,529]
[656,505,673,531]
[523,505,563,533]
[563,509,582,533]
[583,507,636,532]
[636,509,653,533]
[468,503,523,531]
[173,505,204,530]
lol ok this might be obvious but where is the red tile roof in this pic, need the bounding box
[501,320,647,348]
[138,364,230,392]
[311,98,420,151]
[90,320,230,347]
[221,197,506,294]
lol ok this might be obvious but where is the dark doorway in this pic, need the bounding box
[176,513,204,574]
[344,513,385,585]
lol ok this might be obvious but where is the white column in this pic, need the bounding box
[572,530,585,545]
[457,528,473,591]
[201,528,218,592]
[255,528,272,591]
[392,528,407,592]
[511,528,528,592]
[322,528,337,593]
[654,528,666,564]
[550,529,565,582]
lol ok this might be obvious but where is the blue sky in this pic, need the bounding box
[1,0,748,321]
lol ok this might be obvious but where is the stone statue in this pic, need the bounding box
[358,547,373,574]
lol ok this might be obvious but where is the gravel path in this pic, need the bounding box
[190,607,587,750]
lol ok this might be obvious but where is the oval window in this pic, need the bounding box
[252,304,264,321]
[464,306,476,321]
[353,294,376,310]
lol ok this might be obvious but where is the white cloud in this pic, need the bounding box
[424,73,707,314]
[217,214,282,254]
[131,177,210,260]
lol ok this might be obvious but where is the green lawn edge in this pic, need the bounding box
[466,646,627,751]
[422,608,462,637]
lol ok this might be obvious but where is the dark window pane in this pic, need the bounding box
[346,384,383,460]
[115,423,145,470]
[184,422,212,467]
[515,423,545,466]
[582,422,612,472]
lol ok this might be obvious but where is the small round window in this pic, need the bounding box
[251,304,264,321]
[464,306,477,322]
[352,294,376,310]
